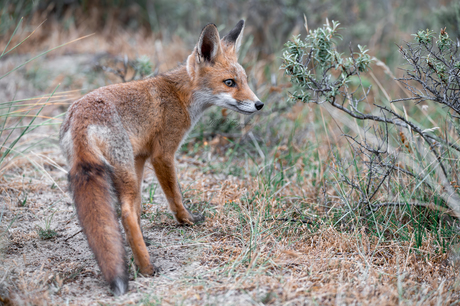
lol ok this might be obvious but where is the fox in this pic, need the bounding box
[59,20,263,296]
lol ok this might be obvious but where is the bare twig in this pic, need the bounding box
[64,229,82,242]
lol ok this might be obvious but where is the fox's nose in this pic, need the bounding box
[255,101,264,110]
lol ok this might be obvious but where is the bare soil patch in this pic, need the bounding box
[0,149,209,305]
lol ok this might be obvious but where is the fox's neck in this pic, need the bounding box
[189,90,215,128]
[159,65,213,129]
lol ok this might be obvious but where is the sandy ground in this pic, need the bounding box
[1,148,210,305]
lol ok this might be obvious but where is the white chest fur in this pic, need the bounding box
[188,90,214,129]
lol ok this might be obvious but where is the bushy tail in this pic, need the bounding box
[68,150,128,296]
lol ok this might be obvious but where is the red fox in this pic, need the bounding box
[59,20,262,295]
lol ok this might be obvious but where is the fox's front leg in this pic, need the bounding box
[151,155,204,224]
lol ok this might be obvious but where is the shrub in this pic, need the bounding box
[282,20,460,251]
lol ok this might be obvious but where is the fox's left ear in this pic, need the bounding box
[222,20,245,54]
[196,23,222,63]
[187,23,222,78]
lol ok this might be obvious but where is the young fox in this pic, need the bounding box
[60,20,263,295]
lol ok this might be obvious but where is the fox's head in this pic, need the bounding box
[187,20,263,115]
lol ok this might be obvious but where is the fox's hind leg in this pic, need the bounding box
[134,157,152,246]
[134,157,147,228]
[112,165,156,275]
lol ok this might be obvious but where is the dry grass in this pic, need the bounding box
[2,151,459,305]
[177,159,459,305]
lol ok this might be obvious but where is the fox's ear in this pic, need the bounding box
[222,20,245,53]
[196,23,221,63]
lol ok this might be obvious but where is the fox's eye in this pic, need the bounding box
[224,79,236,87]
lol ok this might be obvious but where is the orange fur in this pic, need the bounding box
[60,20,262,295]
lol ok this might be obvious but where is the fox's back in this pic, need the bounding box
[63,80,158,134]
[61,73,194,161]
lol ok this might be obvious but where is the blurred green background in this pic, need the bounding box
[2,0,459,66]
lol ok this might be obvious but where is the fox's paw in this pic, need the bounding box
[176,207,205,225]
[139,263,160,276]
